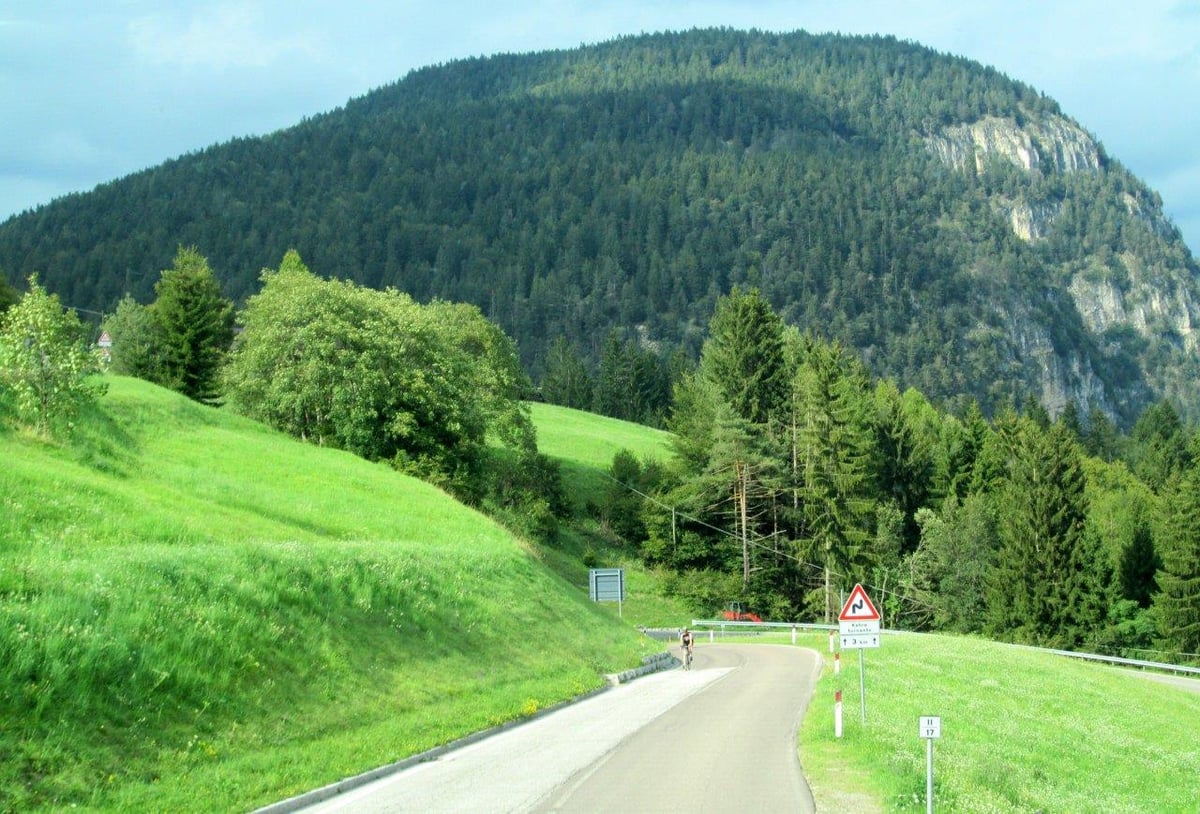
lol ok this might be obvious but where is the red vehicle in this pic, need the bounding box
[721,601,762,623]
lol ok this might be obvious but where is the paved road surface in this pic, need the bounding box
[291,644,821,813]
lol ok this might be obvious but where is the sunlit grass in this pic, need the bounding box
[528,401,672,511]
[0,377,655,811]
[799,631,1200,812]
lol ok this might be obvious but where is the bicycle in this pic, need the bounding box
[682,643,693,670]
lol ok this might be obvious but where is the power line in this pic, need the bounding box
[598,468,937,615]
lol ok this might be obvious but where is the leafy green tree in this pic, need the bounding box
[223,251,531,494]
[101,294,159,379]
[1083,456,1159,609]
[424,299,536,454]
[152,246,234,404]
[909,495,997,632]
[0,275,106,435]
[1153,462,1200,659]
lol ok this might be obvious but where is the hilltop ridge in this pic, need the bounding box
[2,28,1198,423]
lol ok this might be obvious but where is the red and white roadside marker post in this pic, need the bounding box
[835,689,843,738]
[833,653,843,738]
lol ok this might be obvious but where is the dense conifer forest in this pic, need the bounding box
[2,29,1198,426]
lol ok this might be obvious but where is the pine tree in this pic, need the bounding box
[1153,464,1200,659]
[151,246,234,404]
[702,287,788,426]
[986,420,1104,647]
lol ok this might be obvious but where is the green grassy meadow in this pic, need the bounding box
[528,401,673,512]
[0,377,658,811]
[797,631,1200,812]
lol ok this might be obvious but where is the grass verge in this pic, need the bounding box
[1,377,657,811]
[799,631,1200,812]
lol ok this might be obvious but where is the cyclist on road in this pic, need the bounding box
[679,628,694,668]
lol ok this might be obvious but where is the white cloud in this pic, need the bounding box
[126,2,320,70]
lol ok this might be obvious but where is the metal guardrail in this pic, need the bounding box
[686,619,1200,677]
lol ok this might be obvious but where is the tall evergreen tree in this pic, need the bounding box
[702,287,788,427]
[152,246,234,404]
[1128,400,1190,492]
[540,336,594,409]
[794,337,876,621]
[0,274,18,313]
[873,380,936,554]
[986,420,1105,647]
[1084,406,1121,462]
[1153,462,1200,659]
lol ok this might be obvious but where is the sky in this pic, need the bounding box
[3,1,1199,253]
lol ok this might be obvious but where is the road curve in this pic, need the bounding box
[289,643,821,813]
[535,644,821,813]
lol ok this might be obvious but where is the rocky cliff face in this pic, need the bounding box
[926,114,1102,176]
[1069,256,1198,350]
[928,114,1200,421]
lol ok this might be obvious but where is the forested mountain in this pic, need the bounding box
[2,28,1198,426]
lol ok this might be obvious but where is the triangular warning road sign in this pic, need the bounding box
[838,583,880,622]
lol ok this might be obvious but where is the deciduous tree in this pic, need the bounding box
[101,294,159,379]
[0,276,106,435]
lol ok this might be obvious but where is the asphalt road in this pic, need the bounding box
[291,643,822,814]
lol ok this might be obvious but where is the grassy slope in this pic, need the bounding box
[526,402,683,627]
[528,401,674,509]
[798,631,1200,812]
[0,377,657,812]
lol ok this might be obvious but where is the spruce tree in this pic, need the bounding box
[151,246,234,404]
[540,336,593,409]
[702,287,788,427]
[986,420,1103,647]
[1153,464,1200,659]
[794,337,876,621]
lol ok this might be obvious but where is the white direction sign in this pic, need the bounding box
[838,583,881,649]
